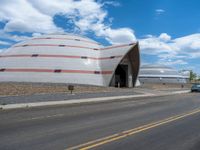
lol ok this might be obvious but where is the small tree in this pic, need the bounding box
[198,76,200,81]
[190,71,197,81]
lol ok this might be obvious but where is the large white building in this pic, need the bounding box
[139,65,188,84]
[0,34,140,87]
[179,70,190,83]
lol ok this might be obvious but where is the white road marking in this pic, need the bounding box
[20,113,64,121]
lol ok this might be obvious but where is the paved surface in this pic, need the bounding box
[0,93,200,150]
[0,90,140,104]
[0,93,156,110]
[0,87,189,105]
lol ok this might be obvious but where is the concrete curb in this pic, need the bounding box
[171,90,191,94]
[0,90,190,110]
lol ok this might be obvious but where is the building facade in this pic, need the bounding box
[139,65,187,84]
[0,34,140,87]
[179,70,190,83]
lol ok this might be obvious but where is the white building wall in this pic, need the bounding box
[0,34,140,87]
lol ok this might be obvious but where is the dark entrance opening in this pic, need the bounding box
[114,64,128,87]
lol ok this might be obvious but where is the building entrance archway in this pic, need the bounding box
[114,64,128,87]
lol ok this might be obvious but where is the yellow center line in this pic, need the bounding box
[66,108,200,150]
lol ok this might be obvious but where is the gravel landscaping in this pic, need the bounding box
[0,82,124,96]
[0,82,192,96]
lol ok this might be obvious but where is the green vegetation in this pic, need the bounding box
[198,76,200,81]
[190,71,200,82]
[190,71,197,81]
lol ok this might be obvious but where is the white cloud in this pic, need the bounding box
[155,9,165,15]
[0,1,199,66]
[0,30,31,42]
[100,28,136,45]
[0,48,6,53]
[158,59,188,65]
[139,33,176,54]
[139,33,200,67]
[0,0,62,33]
[102,1,121,7]
[0,40,10,46]
[159,33,171,41]
[32,32,42,37]
[174,34,200,50]
[140,33,200,57]
[0,0,135,44]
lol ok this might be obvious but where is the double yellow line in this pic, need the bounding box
[67,108,200,150]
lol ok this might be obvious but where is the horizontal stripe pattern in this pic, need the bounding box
[139,76,185,78]
[14,44,97,50]
[0,54,123,60]
[0,68,113,75]
[32,37,100,45]
[13,43,136,51]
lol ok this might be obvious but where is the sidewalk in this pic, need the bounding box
[0,88,190,110]
[0,90,141,104]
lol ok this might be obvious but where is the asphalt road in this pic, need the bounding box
[0,93,200,150]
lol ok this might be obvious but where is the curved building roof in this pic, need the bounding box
[139,65,183,78]
[179,70,190,79]
[139,65,187,84]
[0,34,140,87]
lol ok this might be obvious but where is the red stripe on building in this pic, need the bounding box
[0,54,30,57]
[32,37,100,45]
[87,55,122,60]
[5,68,53,73]
[13,43,136,51]
[0,54,123,60]
[39,54,81,59]
[2,68,113,75]
[14,44,97,50]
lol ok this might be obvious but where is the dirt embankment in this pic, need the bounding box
[0,82,192,96]
[0,82,117,96]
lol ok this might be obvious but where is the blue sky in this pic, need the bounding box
[109,0,200,37]
[0,0,200,75]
